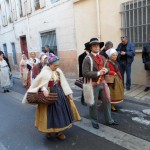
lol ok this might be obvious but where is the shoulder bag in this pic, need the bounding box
[83,56,94,106]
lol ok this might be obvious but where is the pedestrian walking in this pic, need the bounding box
[116,36,135,90]
[0,51,11,72]
[142,35,150,92]
[22,53,81,140]
[106,48,124,111]
[0,51,11,93]
[20,54,28,87]
[82,38,118,129]
[26,51,40,89]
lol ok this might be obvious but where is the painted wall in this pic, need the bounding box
[73,0,146,85]
[0,0,78,77]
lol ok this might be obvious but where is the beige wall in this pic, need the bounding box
[73,0,98,56]
[74,0,146,85]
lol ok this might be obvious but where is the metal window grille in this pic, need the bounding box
[121,0,150,49]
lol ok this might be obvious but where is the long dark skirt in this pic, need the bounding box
[35,85,74,133]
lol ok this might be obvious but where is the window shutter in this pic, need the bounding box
[21,0,26,16]
[27,0,32,14]
[9,0,17,21]
[51,0,59,4]
[39,0,46,8]
[1,1,8,26]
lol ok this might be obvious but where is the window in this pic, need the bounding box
[121,0,150,49]
[51,0,60,4]
[40,31,57,55]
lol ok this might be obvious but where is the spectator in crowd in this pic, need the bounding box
[78,42,90,105]
[32,53,48,79]
[116,36,135,90]
[82,38,118,129]
[142,35,150,92]
[0,51,11,93]
[20,54,28,87]
[44,45,54,55]
[22,53,81,140]
[100,41,113,59]
[106,48,124,111]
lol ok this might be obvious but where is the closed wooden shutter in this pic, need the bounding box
[39,0,46,8]
[21,0,26,16]
[9,0,17,21]
[1,1,8,26]
[27,0,32,14]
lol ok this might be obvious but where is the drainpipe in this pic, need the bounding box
[26,14,30,50]
[96,0,101,40]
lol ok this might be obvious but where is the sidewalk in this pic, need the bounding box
[68,79,150,106]
[12,71,150,106]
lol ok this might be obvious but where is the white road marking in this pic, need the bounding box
[0,143,7,150]
[143,109,150,116]
[74,117,150,150]
[120,109,146,117]
[120,109,150,126]
[132,117,150,126]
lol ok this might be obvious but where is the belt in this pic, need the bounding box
[48,81,61,87]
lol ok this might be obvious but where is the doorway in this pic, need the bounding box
[20,36,28,58]
[3,44,8,58]
[11,43,18,65]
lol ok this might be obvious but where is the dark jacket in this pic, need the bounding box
[82,54,109,81]
[142,43,150,70]
[100,49,108,59]
[116,42,135,64]
[78,52,87,77]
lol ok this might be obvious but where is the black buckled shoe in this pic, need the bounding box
[81,101,87,106]
[92,122,99,129]
[144,87,150,92]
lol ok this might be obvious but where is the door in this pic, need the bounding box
[20,36,28,58]
[3,43,8,58]
[11,43,18,65]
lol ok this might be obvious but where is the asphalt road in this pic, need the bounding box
[0,78,150,150]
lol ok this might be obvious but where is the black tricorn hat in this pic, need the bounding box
[89,38,104,48]
[84,42,90,50]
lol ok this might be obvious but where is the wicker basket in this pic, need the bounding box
[26,92,58,104]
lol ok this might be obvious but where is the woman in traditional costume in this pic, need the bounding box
[106,48,124,111]
[22,54,81,140]
[0,51,11,93]
[20,54,28,87]
[26,51,40,89]
[32,53,48,79]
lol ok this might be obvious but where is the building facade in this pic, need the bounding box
[0,0,150,84]
[0,0,78,78]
